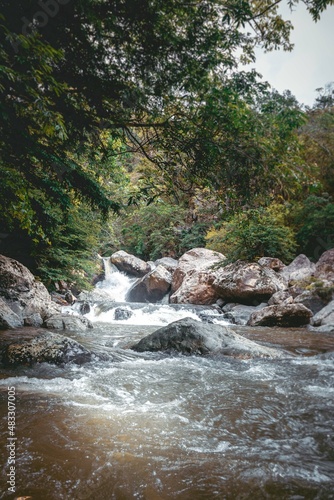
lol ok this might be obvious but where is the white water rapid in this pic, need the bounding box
[82,260,229,327]
[1,260,334,499]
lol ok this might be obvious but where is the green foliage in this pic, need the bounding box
[32,202,104,290]
[1,0,334,286]
[205,205,297,263]
[294,195,334,260]
[118,202,209,261]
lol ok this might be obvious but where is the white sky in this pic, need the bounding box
[247,2,334,107]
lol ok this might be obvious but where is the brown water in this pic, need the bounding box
[1,322,334,500]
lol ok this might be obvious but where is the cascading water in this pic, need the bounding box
[84,259,228,327]
[1,259,334,499]
[94,257,136,302]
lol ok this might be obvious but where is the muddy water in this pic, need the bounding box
[1,323,334,500]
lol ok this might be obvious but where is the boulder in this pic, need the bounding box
[171,248,225,293]
[258,257,286,271]
[307,324,334,334]
[223,303,268,326]
[44,313,93,331]
[131,317,284,358]
[114,306,133,320]
[126,265,172,303]
[314,248,334,282]
[280,254,316,283]
[0,255,60,323]
[154,257,178,274]
[247,303,312,327]
[294,289,330,314]
[212,260,287,304]
[0,298,23,329]
[268,290,293,305]
[78,288,114,303]
[311,299,334,326]
[110,250,150,277]
[23,313,43,327]
[169,248,226,304]
[3,331,92,365]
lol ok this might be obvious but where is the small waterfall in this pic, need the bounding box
[78,256,229,326]
[95,257,136,302]
[102,256,117,279]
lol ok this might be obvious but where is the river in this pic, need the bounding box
[0,267,334,499]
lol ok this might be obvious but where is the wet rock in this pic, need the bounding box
[212,261,286,304]
[64,291,76,305]
[23,313,43,327]
[268,290,292,305]
[311,299,334,326]
[170,248,226,304]
[3,331,92,365]
[307,324,334,334]
[110,250,150,277]
[79,301,90,315]
[78,288,114,303]
[258,257,286,271]
[0,298,23,329]
[44,313,93,331]
[126,265,172,303]
[223,303,268,326]
[280,254,316,283]
[247,303,312,327]
[132,317,284,358]
[314,248,334,282]
[154,257,178,274]
[294,289,330,314]
[114,307,133,320]
[0,254,60,323]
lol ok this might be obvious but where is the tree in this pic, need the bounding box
[1,0,333,282]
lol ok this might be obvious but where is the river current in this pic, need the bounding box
[1,267,334,499]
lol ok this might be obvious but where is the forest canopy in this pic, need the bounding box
[1,0,334,287]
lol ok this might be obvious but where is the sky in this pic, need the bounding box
[247,3,334,107]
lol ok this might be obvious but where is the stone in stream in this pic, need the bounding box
[279,254,316,283]
[114,306,133,320]
[2,331,93,366]
[131,317,284,358]
[247,303,312,327]
[126,265,172,303]
[0,254,60,329]
[44,313,93,331]
[110,250,150,277]
[314,248,334,282]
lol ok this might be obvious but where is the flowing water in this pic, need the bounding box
[1,266,334,499]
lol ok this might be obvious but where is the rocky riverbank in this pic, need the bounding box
[1,247,334,366]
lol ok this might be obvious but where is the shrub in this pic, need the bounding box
[205,205,297,263]
[294,195,334,260]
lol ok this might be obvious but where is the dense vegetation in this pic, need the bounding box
[1,0,334,289]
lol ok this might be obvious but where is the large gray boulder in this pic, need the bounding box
[311,299,334,326]
[154,257,178,274]
[258,257,286,271]
[0,298,23,329]
[131,317,284,358]
[247,303,312,327]
[280,254,316,283]
[44,313,93,331]
[0,254,59,329]
[212,260,286,304]
[2,331,92,365]
[314,248,334,282]
[110,250,150,277]
[294,289,331,314]
[223,303,268,326]
[126,265,172,303]
[170,248,226,304]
